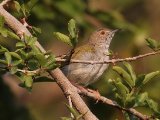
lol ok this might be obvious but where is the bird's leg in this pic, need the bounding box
[87,89,101,103]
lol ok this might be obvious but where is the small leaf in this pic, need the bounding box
[143,71,160,85]
[16,42,25,48]
[134,92,148,107]
[68,19,76,38]
[113,66,134,88]
[123,62,136,82]
[146,38,159,51]
[53,32,72,46]
[113,80,129,98]
[0,45,8,53]
[10,52,21,59]
[7,30,20,40]
[12,60,22,66]
[68,19,78,46]
[28,37,37,45]
[34,53,46,66]
[0,59,7,65]
[24,75,33,88]
[146,99,159,113]
[10,66,18,74]
[5,52,12,65]
[44,54,56,67]
[32,26,41,34]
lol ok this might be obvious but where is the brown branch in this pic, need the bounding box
[79,88,151,120]
[0,3,98,120]
[55,50,160,64]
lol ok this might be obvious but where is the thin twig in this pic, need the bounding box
[55,50,160,64]
[17,69,41,74]
[79,88,151,120]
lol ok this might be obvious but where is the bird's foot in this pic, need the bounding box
[87,89,101,104]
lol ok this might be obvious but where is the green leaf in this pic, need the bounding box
[113,79,129,98]
[68,19,78,47]
[5,52,12,65]
[34,53,46,66]
[32,26,41,34]
[25,76,33,88]
[123,62,136,83]
[0,59,7,65]
[68,19,76,38]
[7,30,20,40]
[113,66,134,88]
[143,71,160,85]
[0,45,8,54]
[28,36,37,45]
[0,28,8,37]
[134,92,148,107]
[53,32,72,46]
[146,38,159,51]
[146,99,159,113]
[16,42,25,48]
[44,54,58,70]
[12,60,22,66]
[10,66,18,74]
[10,52,21,59]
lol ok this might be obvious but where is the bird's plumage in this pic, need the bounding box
[62,28,116,86]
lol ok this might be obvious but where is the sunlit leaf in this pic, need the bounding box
[143,71,160,85]
[5,52,12,65]
[113,66,134,88]
[146,38,159,51]
[123,62,136,82]
[53,32,72,46]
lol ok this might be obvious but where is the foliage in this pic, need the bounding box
[110,62,160,118]
[0,16,58,90]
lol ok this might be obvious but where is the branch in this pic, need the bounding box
[0,3,98,120]
[79,88,151,120]
[55,50,160,64]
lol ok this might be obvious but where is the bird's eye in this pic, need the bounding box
[100,31,105,35]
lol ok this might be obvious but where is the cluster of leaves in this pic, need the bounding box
[110,62,160,118]
[0,34,57,91]
[13,0,38,18]
[53,19,78,47]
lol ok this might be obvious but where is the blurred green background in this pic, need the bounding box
[1,0,160,120]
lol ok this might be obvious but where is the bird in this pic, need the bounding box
[62,28,117,86]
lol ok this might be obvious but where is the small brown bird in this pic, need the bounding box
[62,28,117,86]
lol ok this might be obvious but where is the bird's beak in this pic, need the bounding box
[111,29,119,34]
